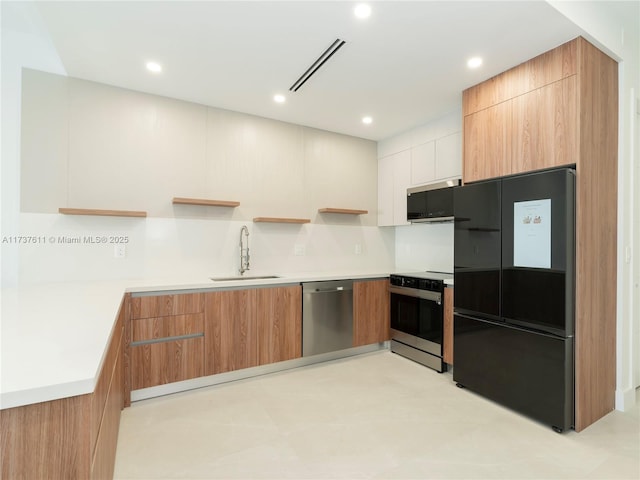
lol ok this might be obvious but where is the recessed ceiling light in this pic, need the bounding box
[362,116,373,125]
[274,94,286,103]
[146,61,162,73]
[354,4,371,19]
[467,57,483,69]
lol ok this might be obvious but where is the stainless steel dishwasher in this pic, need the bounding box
[302,280,353,357]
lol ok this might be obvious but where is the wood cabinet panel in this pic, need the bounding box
[443,287,454,365]
[574,37,618,431]
[463,101,511,183]
[1,394,92,479]
[353,279,390,347]
[91,349,123,480]
[257,286,302,365]
[204,289,258,375]
[91,303,124,458]
[132,313,204,342]
[131,338,204,390]
[511,76,577,175]
[131,293,204,319]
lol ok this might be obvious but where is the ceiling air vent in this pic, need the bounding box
[289,38,346,92]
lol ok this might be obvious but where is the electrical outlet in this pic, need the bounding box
[355,243,362,255]
[114,244,126,258]
[294,244,305,256]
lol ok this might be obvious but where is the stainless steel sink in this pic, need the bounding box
[210,275,280,281]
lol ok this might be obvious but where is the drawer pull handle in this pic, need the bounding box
[131,332,203,347]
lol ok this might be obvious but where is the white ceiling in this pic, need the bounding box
[27,1,588,141]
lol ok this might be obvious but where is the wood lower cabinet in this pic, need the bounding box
[353,279,390,347]
[128,287,302,384]
[130,337,204,390]
[130,292,204,319]
[129,294,206,390]
[204,289,258,375]
[256,286,302,365]
[204,285,302,375]
[443,287,454,365]
[1,296,126,480]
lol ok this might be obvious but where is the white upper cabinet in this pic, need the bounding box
[377,150,411,227]
[378,109,462,226]
[410,140,436,185]
[434,132,462,181]
[20,69,378,221]
[377,154,395,226]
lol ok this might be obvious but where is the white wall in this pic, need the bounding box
[1,3,394,288]
[13,213,394,284]
[548,1,639,411]
[394,223,454,273]
[1,2,67,287]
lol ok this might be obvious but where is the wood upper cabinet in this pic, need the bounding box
[256,286,302,365]
[463,101,512,183]
[463,39,576,115]
[442,287,454,365]
[353,279,390,347]
[510,76,577,175]
[204,289,257,375]
[462,38,579,183]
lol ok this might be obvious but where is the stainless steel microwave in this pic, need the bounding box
[407,179,460,223]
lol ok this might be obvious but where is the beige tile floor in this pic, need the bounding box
[114,351,639,480]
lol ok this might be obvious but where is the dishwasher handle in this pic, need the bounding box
[302,280,353,294]
[311,286,351,293]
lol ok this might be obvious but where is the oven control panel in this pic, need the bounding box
[390,275,444,292]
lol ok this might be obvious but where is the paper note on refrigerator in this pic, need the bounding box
[513,199,551,269]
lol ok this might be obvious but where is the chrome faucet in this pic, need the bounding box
[239,225,250,275]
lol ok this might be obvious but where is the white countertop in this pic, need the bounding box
[1,270,403,409]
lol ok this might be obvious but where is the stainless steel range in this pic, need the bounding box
[389,272,451,373]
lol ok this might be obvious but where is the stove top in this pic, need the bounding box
[390,271,453,291]
[394,271,453,281]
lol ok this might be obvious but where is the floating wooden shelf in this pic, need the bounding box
[253,217,310,224]
[318,208,368,215]
[58,208,147,218]
[172,197,240,207]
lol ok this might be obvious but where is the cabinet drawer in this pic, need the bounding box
[131,338,204,390]
[132,313,204,343]
[130,293,204,319]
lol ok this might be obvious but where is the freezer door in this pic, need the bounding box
[453,179,501,320]
[454,314,574,431]
[501,168,575,336]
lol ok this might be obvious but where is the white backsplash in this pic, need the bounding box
[6,213,396,285]
[394,222,454,273]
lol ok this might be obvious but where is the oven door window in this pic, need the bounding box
[391,293,443,343]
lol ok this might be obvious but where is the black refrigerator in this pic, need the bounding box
[453,168,575,432]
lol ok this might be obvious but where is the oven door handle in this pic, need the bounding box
[389,286,442,304]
